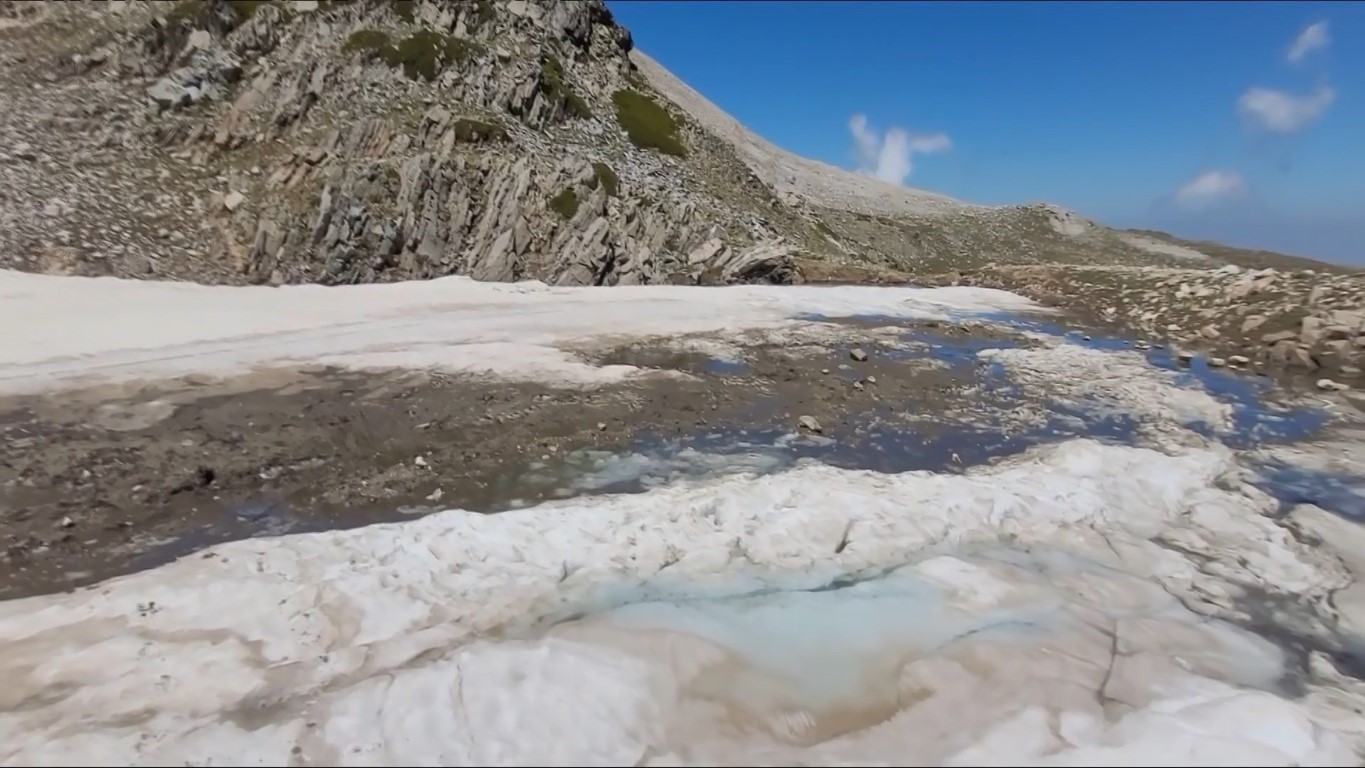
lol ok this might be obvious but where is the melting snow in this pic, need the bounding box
[0,438,1355,765]
[0,270,1044,394]
[0,270,1359,765]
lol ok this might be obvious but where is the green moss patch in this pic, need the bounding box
[390,30,448,80]
[225,0,270,20]
[165,0,201,24]
[549,188,580,220]
[591,162,619,197]
[439,35,486,66]
[342,28,392,54]
[452,118,506,143]
[611,89,686,157]
[539,55,593,120]
[166,1,282,29]
[343,29,486,81]
[473,0,497,26]
[390,0,416,23]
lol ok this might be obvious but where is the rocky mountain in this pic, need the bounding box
[1,0,820,288]
[0,0,1361,380]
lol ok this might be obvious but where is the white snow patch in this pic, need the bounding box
[0,270,1046,395]
[980,342,1233,429]
[0,437,1354,765]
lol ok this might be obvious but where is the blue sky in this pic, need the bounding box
[606,1,1364,264]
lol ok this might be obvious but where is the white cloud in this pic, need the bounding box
[1286,21,1329,64]
[1173,171,1247,208]
[848,114,951,186]
[1237,85,1335,133]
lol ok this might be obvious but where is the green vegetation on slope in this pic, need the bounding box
[225,0,270,20]
[342,29,392,54]
[473,0,497,26]
[342,29,486,81]
[390,0,416,23]
[540,56,593,120]
[549,188,580,220]
[590,163,619,197]
[452,118,506,143]
[611,90,686,157]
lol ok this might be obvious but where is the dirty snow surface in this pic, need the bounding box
[3,270,1364,766]
[0,269,1040,395]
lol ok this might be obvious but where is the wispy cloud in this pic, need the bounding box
[1286,21,1329,64]
[1173,170,1247,208]
[848,114,951,186]
[1237,84,1335,133]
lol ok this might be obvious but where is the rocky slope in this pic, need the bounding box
[0,0,819,287]
[924,263,1365,387]
[0,0,1360,380]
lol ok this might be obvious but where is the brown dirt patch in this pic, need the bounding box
[0,321,1012,599]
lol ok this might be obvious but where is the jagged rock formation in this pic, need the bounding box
[0,0,813,287]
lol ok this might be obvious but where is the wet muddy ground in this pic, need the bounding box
[0,312,1359,599]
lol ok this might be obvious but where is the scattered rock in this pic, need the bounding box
[1317,378,1350,392]
[146,78,191,110]
[1290,347,1319,369]
[1301,317,1324,347]
[797,415,823,433]
[850,348,869,362]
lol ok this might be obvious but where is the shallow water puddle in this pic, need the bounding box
[797,310,1358,524]
[101,309,1365,597]
[507,406,1142,501]
[595,345,749,376]
[984,314,1331,445]
[992,318,1360,517]
[1249,459,1365,521]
